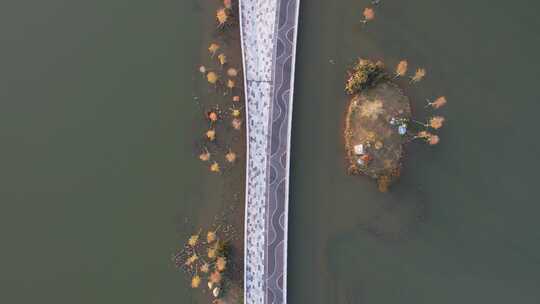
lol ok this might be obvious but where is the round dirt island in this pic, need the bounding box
[344,81,411,191]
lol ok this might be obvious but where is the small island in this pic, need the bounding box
[344,59,445,192]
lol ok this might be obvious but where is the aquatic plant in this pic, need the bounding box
[345,59,387,94]
[208,111,219,123]
[413,116,445,130]
[173,217,236,299]
[429,116,445,129]
[207,230,217,243]
[188,231,200,247]
[208,43,220,58]
[227,79,236,93]
[410,68,426,83]
[200,263,210,273]
[413,131,440,145]
[186,254,198,266]
[208,246,218,259]
[394,60,408,78]
[230,107,241,118]
[426,96,447,109]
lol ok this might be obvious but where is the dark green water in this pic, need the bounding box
[0,1,211,302]
[289,0,540,303]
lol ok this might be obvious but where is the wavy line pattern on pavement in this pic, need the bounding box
[239,0,300,303]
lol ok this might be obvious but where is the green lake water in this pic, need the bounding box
[0,1,209,302]
[288,0,540,303]
[1,0,540,303]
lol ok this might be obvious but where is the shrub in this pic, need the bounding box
[345,59,387,94]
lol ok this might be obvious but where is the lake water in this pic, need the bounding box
[288,0,540,303]
[0,1,208,302]
[2,0,540,303]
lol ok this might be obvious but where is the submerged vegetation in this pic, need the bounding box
[173,0,245,302]
[195,0,244,175]
[173,222,237,301]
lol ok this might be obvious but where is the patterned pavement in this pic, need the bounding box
[239,0,300,303]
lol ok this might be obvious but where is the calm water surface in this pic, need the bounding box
[0,1,211,303]
[289,0,540,303]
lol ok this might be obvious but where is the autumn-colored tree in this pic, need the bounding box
[210,162,220,173]
[394,60,408,78]
[218,53,227,66]
[191,275,201,288]
[207,72,219,85]
[362,7,375,24]
[208,43,220,58]
[199,148,210,162]
[216,8,229,27]
[426,96,447,109]
[410,68,426,83]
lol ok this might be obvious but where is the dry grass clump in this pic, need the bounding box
[216,8,229,27]
[426,96,447,109]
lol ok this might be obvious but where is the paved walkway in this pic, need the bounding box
[239,0,300,303]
